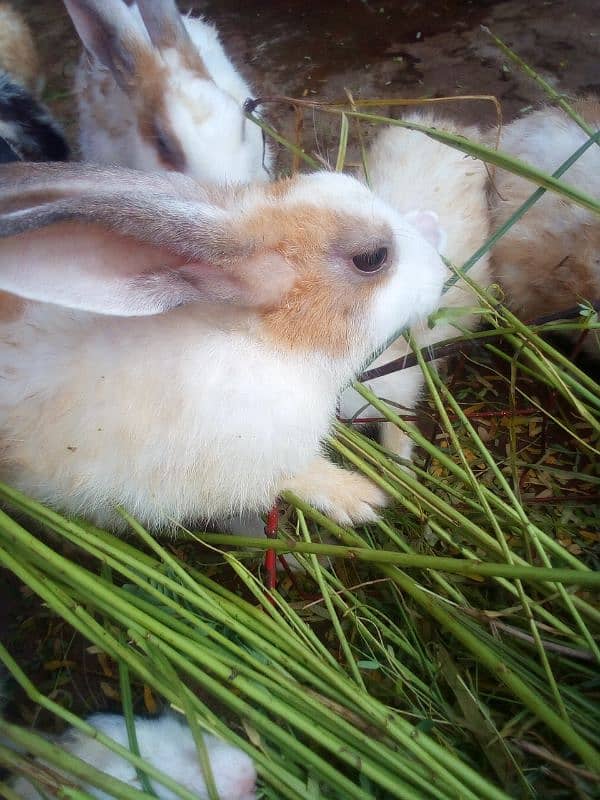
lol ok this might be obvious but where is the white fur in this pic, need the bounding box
[340,113,492,458]
[10,713,256,800]
[489,101,600,357]
[0,168,445,529]
[73,0,270,183]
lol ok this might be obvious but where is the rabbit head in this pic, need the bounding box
[64,0,269,183]
[0,162,446,351]
[0,163,445,528]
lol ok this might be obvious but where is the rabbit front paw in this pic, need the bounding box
[281,456,387,526]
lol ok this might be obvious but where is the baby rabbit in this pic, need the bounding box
[0,3,69,162]
[64,0,270,183]
[340,112,491,460]
[9,712,257,800]
[0,163,445,530]
[489,98,600,357]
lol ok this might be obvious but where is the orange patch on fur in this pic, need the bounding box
[0,3,41,93]
[237,196,389,357]
[571,96,600,126]
[0,291,25,322]
[132,49,188,172]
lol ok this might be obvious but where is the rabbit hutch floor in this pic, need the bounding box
[2,0,600,796]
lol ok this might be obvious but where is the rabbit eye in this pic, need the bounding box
[352,247,388,273]
[151,120,186,172]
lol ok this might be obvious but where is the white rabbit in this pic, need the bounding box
[9,712,257,800]
[0,3,69,163]
[340,112,491,460]
[64,0,270,183]
[489,97,600,357]
[0,163,445,530]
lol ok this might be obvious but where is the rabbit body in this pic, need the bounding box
[0,3,69,162]
[0,165,445,530]
[70,0,270,183]
[340,112,491,458]
[10,712,257,800]
[489,98,600,356]
[1,302,346,529]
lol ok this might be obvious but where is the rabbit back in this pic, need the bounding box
[490,99,600,351]
[10,712,257,800]
[0,302,334,531]
[340,113,491,440]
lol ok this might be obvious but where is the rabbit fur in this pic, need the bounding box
[65,0,270,183]
[8,712,256,800]
[0,163,446,531]
[340,111,492,460]
[0,3,69,163]
[489,97,600,358]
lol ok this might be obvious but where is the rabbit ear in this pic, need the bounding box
[63,0,150,91]
[0,163,287,316]
[135,0,209,75]
[404,209,447,254]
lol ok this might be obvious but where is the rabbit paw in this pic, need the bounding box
[281,456,387,526]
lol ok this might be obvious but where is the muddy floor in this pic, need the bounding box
[11,0,600,165]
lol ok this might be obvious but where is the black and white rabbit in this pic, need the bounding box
[0,3,69,163]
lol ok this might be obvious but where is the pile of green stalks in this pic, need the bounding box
[0,31,598,800]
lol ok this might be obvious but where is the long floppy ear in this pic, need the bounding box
[0,163,284,316]
[63,0,150,91]
[135,0,209,74]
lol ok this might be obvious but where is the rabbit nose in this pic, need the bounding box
[235,769,257,798]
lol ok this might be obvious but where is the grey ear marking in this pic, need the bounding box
[135,0,209,76]
[0,162,220,253]
[0,162,252,316]
[136,0,187,49]
[63,0,147,88]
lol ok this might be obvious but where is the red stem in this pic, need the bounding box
[264,506,279,596]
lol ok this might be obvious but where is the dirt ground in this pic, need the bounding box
[10,0,600,163]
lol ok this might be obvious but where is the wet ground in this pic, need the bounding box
[10,0,600,165]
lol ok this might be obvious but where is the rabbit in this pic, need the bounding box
[8,712,257,800]
[488,97,600,357]
[0,3,69,163]
[0,2,41,95]
[339,111,492,460]
[64,0,271,184]
[0,162,446,531]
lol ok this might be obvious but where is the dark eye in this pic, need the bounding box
[151,121,186,172]
[352,246,388,273]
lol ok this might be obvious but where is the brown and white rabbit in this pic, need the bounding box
[64,0,270,183]
[8,712,257,800]
[0,3,69,162]
[340,112,491,460]
[489,98,600,357]
[0,163,445,530]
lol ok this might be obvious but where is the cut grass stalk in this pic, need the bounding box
[189,536,599,587]
[280,493,600,770]
[297,509,366,688]
[407,334,591,710]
